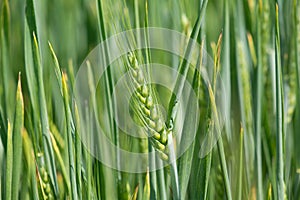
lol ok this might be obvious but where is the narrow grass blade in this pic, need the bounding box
[48,42,62,95]
[178,45,203,199]
[130,185,139,200]
[83,103,93,200]
[0,108,6,149]
[208,84,232,200]
[134,0,141,48]
[47,44,79,195]
[96,1,121,196]
[22,129,39,200]
[142,171,150,200]
[144,3,158,198]
[25,0,37,40]
[5,121,12,200]
[190,39,211,200]
[32,32,59,196]
[148,145,157,199]
[156,157,167,199]
[294,0,300,101]
[165,2,208,198]
[168,134,180,199]
[62,73,78,200]
[96,0,116,138]
[293,0,300,173]
[50,131,70,195]
[24,17,39,144]
[50,121,65,150]
[25,1,60,195]
[238,126,244,200]
[11,74,24,200]
[166,0,208,128]
[198,122,213,200]
[1,0,10,43]
[275,4,284,200]
[221,0,232,140]
[255,1,264,199]
[1,0,11,119]
[74,101,82,200]
[234,0,255,193]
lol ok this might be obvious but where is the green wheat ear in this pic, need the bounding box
[127,52,169,160]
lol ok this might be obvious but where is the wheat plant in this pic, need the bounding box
[0,0,300,199]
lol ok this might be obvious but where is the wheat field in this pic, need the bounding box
[0,0,299,199]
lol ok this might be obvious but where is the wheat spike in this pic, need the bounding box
[127,52,169,160]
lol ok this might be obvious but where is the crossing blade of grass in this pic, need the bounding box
[32,32,59,196]
[190,39,210,200]
[50,131,70,196]
[50,121,65,150]
[198,121,213,200]
[22,129,39,200]
[96,1,121,196]
[62,73,78,200]
[11,74,24,200]
[191,68,213,200]
[24,18,38,111]
[48,42,63,95]
[24,1,60,195]
[48,44,79,197]
[177,78,198,199]
[74,101,82,200]
[177,44,203,199]
[25,0,38,56]
[83,103,93,200]
[85,61,112,199]
[130,185,139,200]
[96,0,117,142]
[165,2,208,198]
[275,4,285,200]
[208,84,232,200]
[166,0,208,128]
[235,39,254,197]
[24,17,39,150]
[234,0,255,193]
[5,121,12,200]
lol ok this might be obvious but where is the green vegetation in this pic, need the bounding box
[0,0,300,199]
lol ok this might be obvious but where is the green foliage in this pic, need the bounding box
[0,0,299,199]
